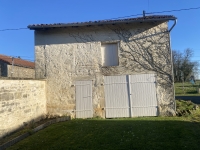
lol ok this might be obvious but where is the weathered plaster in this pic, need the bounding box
[34,22,175,117]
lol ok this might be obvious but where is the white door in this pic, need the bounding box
[75,81,93,118]
[104,74,158,118]
[129,74,158,117]
[104,75,130,118]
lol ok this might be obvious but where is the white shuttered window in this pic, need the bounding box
[101,43,119,66]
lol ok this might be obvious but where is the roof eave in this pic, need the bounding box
[28,17,176,30]
[0,59,11,65]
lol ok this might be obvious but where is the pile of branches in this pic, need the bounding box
[176,100,199,116]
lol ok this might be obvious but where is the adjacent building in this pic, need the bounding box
[0,54,35,78]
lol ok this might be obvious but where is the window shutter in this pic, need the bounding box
[101,43,119,66]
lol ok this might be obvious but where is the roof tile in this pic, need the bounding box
[0,54,35,69]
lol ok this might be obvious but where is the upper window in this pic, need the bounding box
[101,43,119,66]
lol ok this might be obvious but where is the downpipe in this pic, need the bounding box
[169,19,177,32]
[168,19,177,114]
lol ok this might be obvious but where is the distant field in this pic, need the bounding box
[174,80,200,96]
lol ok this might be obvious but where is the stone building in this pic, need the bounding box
[28,15,177,118]
[0,54,35,78]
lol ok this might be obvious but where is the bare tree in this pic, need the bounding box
[172,49,199,82]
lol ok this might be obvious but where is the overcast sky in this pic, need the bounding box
[0,0,200,77]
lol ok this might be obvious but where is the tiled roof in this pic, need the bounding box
[0,54,35,69]
[28,15,176,30]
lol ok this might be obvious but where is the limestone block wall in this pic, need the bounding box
[34,21,175,117]
[0,79,46,138]
[7,65,35,79]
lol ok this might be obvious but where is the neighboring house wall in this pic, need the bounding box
[0,61,35,79]
[0,79,46,139]
[34,22,175,117]
[7,64,35,78]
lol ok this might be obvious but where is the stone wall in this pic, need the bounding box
[0,61,35,79]
[7,65,35,79]
[34,21,175,117]
[0,79,46,138]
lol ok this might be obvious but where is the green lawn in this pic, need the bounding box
[8,110,200,150]
[174,81,200,96]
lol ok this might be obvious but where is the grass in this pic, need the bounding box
[0,128,30,145]
[174,80,200,96]
[0,118,55,145]
[7,118,200,150]
[7,102,200,150]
